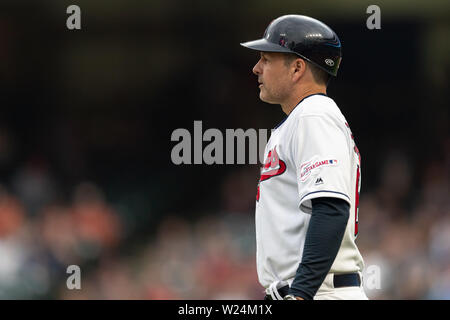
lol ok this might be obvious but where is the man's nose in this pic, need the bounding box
[252,59,262,75]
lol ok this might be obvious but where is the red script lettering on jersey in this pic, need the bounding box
[256,147,286,201]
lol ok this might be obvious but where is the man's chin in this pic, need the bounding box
[259,93,278,104]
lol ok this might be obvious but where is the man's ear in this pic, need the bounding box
[292,58,306,81]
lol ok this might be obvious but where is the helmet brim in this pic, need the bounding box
[240,38,292,53]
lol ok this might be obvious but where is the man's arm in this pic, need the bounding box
[288,197,349,300]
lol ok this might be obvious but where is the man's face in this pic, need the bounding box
[252,52,292,104]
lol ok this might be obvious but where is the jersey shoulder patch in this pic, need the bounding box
[300,156,339,182]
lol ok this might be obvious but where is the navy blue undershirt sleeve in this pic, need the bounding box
[288,197,350,300]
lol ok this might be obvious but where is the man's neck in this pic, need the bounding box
[281,86,327,115]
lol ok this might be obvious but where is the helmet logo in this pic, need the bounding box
[279,34,287,47]
[325,59,335,67]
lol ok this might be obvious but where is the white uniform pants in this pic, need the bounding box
[313,272,368,300]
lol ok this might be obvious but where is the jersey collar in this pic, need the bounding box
[274,93,328,129]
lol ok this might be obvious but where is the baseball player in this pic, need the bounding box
[241,15,368,300]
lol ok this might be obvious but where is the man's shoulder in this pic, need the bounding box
[296,94,341,117]
[288,95,344,128]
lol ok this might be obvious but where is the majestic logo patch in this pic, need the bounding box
[300,158,338,182]
[315,177,324,185]
[256,146,286,201]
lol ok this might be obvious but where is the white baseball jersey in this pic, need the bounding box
[255,93,364,289]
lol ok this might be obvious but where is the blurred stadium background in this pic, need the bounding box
[0,0,448,299]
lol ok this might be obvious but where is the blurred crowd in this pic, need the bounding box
[0,137,449,300]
